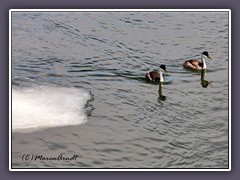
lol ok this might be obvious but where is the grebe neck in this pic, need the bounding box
[201,54,207,69]
[159,70,164,83]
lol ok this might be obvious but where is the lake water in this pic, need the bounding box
[10,10,229,169]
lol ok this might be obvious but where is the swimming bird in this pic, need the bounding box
[183,51,212,70]
[145,65,167,82]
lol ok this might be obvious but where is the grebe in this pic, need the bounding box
[183,51,212,70]
[145,65,167,82]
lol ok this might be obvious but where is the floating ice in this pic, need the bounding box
[12,86,92,132]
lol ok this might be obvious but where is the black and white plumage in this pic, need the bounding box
[183,51,212,70]
[145,65,167,83]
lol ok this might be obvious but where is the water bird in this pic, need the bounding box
[145,65,167,83]
[183,51,212,70]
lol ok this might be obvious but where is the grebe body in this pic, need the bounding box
[183,51,212,70]
[145,65,167,83]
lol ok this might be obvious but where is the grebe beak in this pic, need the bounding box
[207,55,212,60]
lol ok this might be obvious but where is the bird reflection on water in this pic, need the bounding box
[200,69,212,88]
[148,64,212,104]
[157,68,212,104]
[158,82,166,102]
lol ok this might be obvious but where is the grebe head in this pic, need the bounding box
[202,51,212,60]
[159,64,167,72]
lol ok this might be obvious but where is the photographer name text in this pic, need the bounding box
[22,153,79,162]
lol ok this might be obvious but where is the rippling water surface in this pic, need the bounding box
[11,11,229,169]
